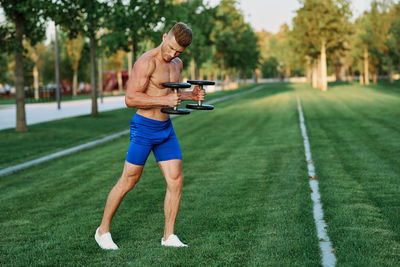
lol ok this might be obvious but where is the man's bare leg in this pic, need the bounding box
[158,159,184,240]
[98,161,144,235]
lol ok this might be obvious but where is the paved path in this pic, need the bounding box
[0,96,126,130]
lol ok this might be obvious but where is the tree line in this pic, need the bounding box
[0,0,259,131]
[1,0,399,132]
[259,0,400,91]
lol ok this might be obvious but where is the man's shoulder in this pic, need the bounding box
[135,52,156,72]
[172,57,183,68]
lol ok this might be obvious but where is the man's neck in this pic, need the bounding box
[155,45,166,63]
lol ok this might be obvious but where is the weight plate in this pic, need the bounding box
[162,82,191,88]
[161,108,191,115]
[186,104,214,110]
[187,80,215,86]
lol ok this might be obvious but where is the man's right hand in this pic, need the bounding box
[165,92,181,107]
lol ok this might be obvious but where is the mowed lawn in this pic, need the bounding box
[0,83,321,266]
[1,82,399,266]
[297,82,400,266]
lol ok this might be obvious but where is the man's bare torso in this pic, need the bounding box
[136,48,182,121]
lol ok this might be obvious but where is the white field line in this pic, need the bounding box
[0,85,266,177]
[296,95,337,267]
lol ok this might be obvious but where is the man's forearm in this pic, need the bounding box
[125,92,167,108]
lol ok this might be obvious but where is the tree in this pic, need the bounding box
[235,23,260,84]
[292,0,352,91]
[164,0,216,80]
[211,0,259,89]
[67,33,84,96]
[104,0,168,69]
[24,41,46,100]
[106,49,126,93]
[55,0,109,116]
[0,0,48,131]
[388,2,400,72]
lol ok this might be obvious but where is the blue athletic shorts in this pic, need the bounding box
[126,113,182,165]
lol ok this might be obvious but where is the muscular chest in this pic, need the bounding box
[151,61,181,88]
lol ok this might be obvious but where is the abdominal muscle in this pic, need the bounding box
[136,83,171,121]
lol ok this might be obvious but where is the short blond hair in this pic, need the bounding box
[169,22,193,47]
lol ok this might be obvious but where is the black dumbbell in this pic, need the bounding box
[161,82,191,115]
[186,80,215,110]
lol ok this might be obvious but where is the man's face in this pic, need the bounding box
[161,33,186,62]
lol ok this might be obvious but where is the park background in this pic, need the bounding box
[1,0,400,266]
[0,0,399,131]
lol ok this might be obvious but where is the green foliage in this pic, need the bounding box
[388,2,400,70]
[261,56,279,78]
[292,0,352,59]
[0,0,48,51]
[211,0,259,73]
[354,1,398,76]
[0,52,11,84]
[102,0,168,62]
[164,0,216,71]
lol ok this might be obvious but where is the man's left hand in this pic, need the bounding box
[192,85,206,101]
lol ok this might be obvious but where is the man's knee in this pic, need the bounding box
[116,172,141,193]
[167,173,184,189]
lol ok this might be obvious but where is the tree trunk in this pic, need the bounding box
[225,73,229,89]
[221,57,225,91]
[33,65,39,100]
[312,58,318,89]
[98,57,103,103]
[359,72,364,85]
[55,25,61,109]
[90,35,98,116]
[190,58,195,80]
[372,69,377,84]
[117,70,123,93]
[285,59,291,79]
[198,68,203,80]
[363,45,370,85]
[321,39,328,91]
[128,51,133,77]
[306,57,312,83]
[388,69,393,84]
[255,68,261,83]
[213,68,218,87]
[73,69,78,96]
[132,36,138,64]
[242,70,247,86]
[348,66,354,82]
[317,56,322,89]
[15,16,27,131]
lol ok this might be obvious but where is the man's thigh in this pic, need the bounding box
[158,159,183,181]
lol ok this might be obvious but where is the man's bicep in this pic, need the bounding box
[126,58,155,93]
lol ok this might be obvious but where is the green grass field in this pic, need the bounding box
[1,82,399,266]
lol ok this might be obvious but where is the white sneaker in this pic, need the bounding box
[94,227,119,250]
[161,234,188,247]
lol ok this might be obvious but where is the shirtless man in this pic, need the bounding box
[95,22,205,249]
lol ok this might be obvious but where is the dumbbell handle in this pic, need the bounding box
[173,88,178,111]
[197,85,203,106]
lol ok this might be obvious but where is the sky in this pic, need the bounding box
[208,0,375,33]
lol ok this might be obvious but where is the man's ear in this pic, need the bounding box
[162,33,168,42]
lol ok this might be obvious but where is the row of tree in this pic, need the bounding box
[1,0,399,131]
[258,0,400,91]
[0,0,260,131]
